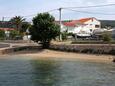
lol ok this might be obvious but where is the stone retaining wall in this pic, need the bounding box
[50,44,115,55]
[1,44,115,55]
[0,44,10,48]
[0,46,41,55]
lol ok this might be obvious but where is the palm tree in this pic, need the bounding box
[10,16,25,32]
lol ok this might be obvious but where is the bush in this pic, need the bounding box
[67,33,73,36]
[109,49,115,55]
[102,32,112,42]
[0,30,5,40]
[61,31,68,41]
[61,32,73,41]
[9,30,21,40]
[81,49,93,53]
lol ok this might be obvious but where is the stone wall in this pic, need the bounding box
[0,46,41,55]
[50,44,115,55]
[1,44,115,55]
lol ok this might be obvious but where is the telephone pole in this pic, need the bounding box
[59,8,62,41]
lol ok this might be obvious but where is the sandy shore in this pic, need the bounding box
[1,49,114,63]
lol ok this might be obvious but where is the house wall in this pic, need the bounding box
[84,18,101,31]
[73,18,101,35]
[67,27,75,33]
[61,18,101,36]
[61,24,75,33]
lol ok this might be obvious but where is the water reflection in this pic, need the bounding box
[31,60,60,86]
[0,57,115,86]
[31,60,115,86]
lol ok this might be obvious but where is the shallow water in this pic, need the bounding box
[0,56,115,86]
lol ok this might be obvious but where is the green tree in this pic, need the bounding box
[62,31,68,41]
[30,13,60,48]
[9,30,20,40]
[0,30,5,40]
[10,16,25,32]
[21,22,31,33]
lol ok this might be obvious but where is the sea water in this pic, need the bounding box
[0,56,115,86]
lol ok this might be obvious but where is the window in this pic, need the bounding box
[90,29,92,32]
[95,25,100,28]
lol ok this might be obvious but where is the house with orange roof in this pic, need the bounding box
[0,28,15,39]
[62,17,101,37]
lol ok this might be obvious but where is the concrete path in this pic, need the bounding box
[0,41,38,49]
[0,43,10,48]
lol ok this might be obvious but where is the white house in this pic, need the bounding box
[62,17,101,37]
[0,28,15,38]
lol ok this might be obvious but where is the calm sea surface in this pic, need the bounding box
[0,55,115,86]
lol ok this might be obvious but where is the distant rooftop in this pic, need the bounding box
[63,17,96,27]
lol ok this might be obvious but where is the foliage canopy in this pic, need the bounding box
[30,13,60,48]
[10,16,25,32]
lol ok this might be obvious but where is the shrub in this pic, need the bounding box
[9,30,22,40]
[61,31,68,41]
[0,30,5,40]
[102,32,112,42]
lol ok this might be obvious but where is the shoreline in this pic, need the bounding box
[1,49,114,63]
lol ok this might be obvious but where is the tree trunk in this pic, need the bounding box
[42,41,50,49]
[113,59,115,62]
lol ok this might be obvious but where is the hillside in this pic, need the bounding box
[0,20,115,29]
[100,20,115,28]
[0,21,13,28]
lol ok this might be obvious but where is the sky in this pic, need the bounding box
[0,0,115,21]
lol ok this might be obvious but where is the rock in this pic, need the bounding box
[113,59,115,62]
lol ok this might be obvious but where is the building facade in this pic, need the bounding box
[62,17,101,37]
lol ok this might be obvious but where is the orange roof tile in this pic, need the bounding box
[63,22,76,27]
[78,18,92,23]
[63,17,94,27]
